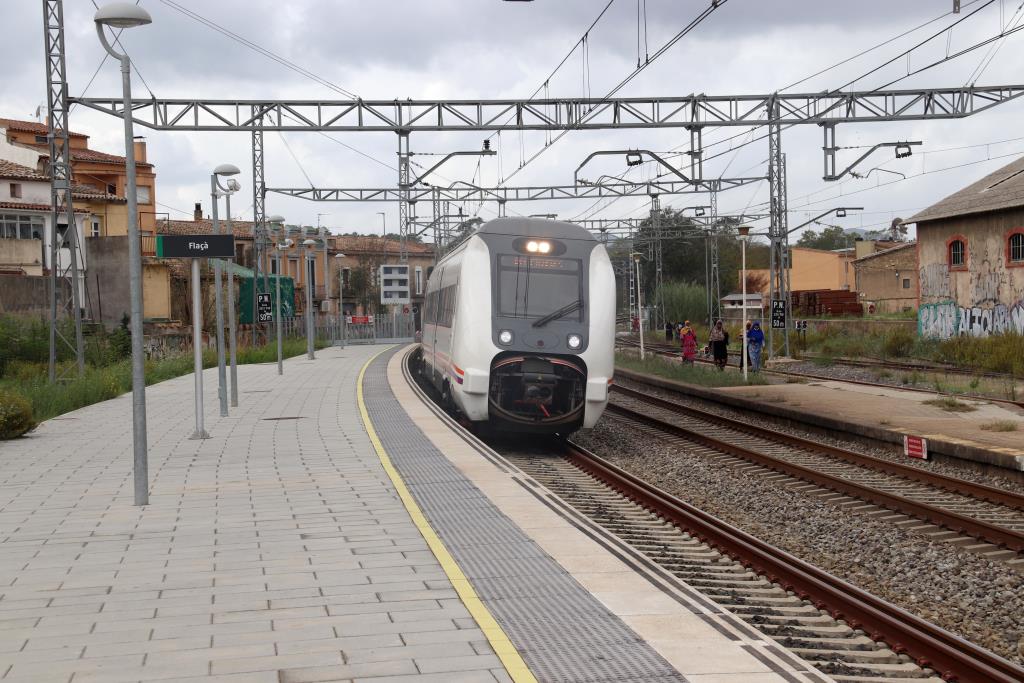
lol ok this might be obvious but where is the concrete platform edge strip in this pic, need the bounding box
[356,348,538,683]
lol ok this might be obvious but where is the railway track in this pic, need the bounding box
[607,384,1024,558]
[616,338,1024,410]
[404,347,1024,682]
[504,443,1024,682]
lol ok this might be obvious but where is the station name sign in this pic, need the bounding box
[156,234,235,258]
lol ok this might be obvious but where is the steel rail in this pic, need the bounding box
[564,441,1024,683]
[604,400,1024,552]
[611,383,1024,511]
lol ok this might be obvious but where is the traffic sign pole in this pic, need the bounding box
[189,257,210,440]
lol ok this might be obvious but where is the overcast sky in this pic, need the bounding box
[3,0,1024,241]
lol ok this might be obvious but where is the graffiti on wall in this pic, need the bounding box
[919,263,951,301]
[971,259,1003,304]
[919,300,1024,339]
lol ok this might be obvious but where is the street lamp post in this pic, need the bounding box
[210,163,240,417]
[268,215,287,374]
[334,253,346,344]
[738,226,751,382]
[302,238,317,359]
[94,2,152,506]
[633,253,645,362]
[223,178,241,408]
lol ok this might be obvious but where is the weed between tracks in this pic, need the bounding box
[980,420,1019,432]
[922,396,978,412]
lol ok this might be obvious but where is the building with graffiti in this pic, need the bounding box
[907,155,1024,339]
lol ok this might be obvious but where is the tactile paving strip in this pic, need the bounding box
[363,349,688,683]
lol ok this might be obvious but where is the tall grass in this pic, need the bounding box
[1,336,326,426]
[658,281,708,327]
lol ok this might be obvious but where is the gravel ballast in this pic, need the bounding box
[573,418,1024,666]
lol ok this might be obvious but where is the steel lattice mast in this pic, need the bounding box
[43,0,85,380]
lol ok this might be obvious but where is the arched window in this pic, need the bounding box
[948,239,965,268]
[1009,232,1024,264]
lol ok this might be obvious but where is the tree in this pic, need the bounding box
[743,271,768,294]
[796,224,856,250]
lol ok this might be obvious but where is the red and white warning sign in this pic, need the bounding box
[903,435,928,460]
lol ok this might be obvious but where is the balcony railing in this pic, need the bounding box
[141,235,156,256]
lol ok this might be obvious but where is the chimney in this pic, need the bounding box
[194,202,203,221]
[133,136,147,164]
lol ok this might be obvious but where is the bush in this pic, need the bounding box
[0,389,36,439]
[881,328,916,358]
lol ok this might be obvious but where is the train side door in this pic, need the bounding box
[429,266,444,386]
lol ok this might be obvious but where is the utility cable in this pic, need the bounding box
[277,132,315,187]
[156,0,359,99]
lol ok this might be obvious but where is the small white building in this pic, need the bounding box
[720,292,764,323]
[0,160,87,294]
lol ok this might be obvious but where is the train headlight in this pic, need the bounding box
[537,241,551,253]
[526,241,539,253]
[567,333,583,350]
[499,329,513,345]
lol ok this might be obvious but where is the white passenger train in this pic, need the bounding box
[420,217,615,434]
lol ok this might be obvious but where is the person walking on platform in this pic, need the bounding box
[747,321,765,373]
[743,320,752,372]
[665,321,674,342]
[680,320,698,365]
[709,319,729,371]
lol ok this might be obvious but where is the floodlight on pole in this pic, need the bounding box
[94,2,152,507]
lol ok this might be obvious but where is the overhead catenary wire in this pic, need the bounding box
[501,0,728,189]
[571,1,985,223]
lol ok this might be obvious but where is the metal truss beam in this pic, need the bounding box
[266,177,763,203]
[70,85,1024,132]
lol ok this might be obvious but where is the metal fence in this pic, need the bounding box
[306,312,417,345]
[244,312,416,347]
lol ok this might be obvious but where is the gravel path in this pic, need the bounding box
[573,418,1024,666]
[615,376,1024,494]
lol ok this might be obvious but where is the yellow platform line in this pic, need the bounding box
[356,351,537,683]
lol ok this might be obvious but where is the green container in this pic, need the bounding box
[239,275,295,324]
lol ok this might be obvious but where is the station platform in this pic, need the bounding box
[616,366,1024,476]
[0,345,830,683]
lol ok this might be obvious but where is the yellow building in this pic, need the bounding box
[743,246,855,294]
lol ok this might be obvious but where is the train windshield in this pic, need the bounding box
[497,254,583,320]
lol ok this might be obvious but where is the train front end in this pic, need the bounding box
[478,219,615,434]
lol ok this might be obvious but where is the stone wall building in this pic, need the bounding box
[852,242,918,314]
[907,155,1024,338]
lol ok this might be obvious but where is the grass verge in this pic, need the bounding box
[1,337,327,430]
[615,351,768,388]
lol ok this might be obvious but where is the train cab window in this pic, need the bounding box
[497,254,582,320]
